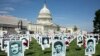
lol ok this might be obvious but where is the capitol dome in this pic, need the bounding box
[38,4,52,19]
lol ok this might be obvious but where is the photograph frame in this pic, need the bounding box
[7,40,24,56]
[52,40,66,56]
[85,38,96,55]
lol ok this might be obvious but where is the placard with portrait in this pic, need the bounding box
[85,38,96,55]
[7,41,24,56]
[52,40,66,56]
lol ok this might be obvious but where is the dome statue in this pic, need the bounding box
[38,4,52,19]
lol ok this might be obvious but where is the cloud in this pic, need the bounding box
[0,7,15,15]
[0,11,9,14]
[4,7,15,11]
[0,6,15,15]
[0,0,24,3]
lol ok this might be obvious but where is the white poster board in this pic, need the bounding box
[41,36,50,50]
[63,35,69,46]
[1,38,10,51]
[77,34,83,47]
[52,40,66,56]
[7,40,24,56]
[85,38,96,55]
[94,34,99,44]
[20,34,29,50]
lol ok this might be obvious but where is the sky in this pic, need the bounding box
[0,0,100,32]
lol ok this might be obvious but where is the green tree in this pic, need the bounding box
[57,25,60,31]
[73,26,78,32]
[93,9,100,34]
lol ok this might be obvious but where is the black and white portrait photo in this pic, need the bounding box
[21,37,29,50]
[41,37,50,50]
[54,36,59,40]
[63,35,67,40]
[94,34,99,44]
[77,34,83,46]
[52,40,66,56]
[42,37,49,45]
[8,41,24,56]
[1,38,10,51]
[78,36,83,43]
[85,38,96,55]
[53,34,61,40]
[87,34,94,38]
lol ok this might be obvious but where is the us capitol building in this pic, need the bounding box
[28,3,77,34]
[28,3,59,34]
[0,3,78,34]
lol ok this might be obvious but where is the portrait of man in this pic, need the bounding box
[87,34,94,38]
[63,36,67,40]
[1,38,9,51]
[94,36,98,44]
[8,41,23,56]
[77,34,83,46]
[52,40,66,56]
[54,36,59,40]
[85,38,96,55]
[94,34,99,44]
[78,36,82,43]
